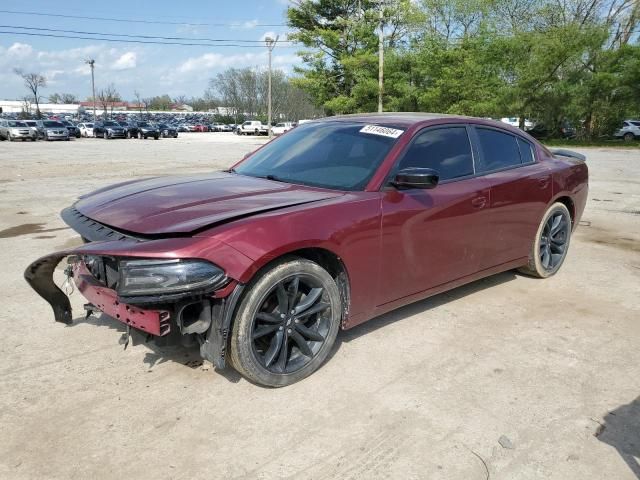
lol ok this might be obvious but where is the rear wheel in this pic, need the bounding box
[623,132,634,142]
[230,258,342,387]
[519,202,572,278]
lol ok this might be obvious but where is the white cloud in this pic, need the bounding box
[231,19,259,30]
[7,42,33,58]
[112,52,137,70]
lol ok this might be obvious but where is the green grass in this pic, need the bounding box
[542,138,640,148]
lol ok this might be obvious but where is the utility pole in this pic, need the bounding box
[85,59,96,122]
[265,35,278,138]
[378,2,384,113]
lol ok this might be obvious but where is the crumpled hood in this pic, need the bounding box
[72,172,343,235]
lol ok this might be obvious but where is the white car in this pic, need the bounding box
[77,122,94,137]
[500,117,534,130]
[613,119,640,141]
[271,122,295,135]
[236,121,267,135]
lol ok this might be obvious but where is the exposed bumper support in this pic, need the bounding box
[24,253,73,324]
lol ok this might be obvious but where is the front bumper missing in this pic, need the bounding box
[24,251,244,369]
[73,261,170,336]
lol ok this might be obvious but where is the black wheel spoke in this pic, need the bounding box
[290,330,313,357]
[287,276,299,310]
[264,330,283,367]
[295,323,324,342]
[253,324,280,340]
[294,288,323,315]
[256,312,281,323]
[276,283,289,313]
[275,334,289,372]
[296,301,330,319]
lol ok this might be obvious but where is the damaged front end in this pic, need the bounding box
[24,246,245,370]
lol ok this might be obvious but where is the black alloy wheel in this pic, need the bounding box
[520,202,572,278]
[230,258,342,387]
[539,210,570,271]
[251,275,330,374]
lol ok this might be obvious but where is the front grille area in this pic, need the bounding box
[61,206,143,242]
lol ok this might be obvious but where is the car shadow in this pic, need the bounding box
[329,270,518,359]
[68,270,518,384]
[596,396,640,478]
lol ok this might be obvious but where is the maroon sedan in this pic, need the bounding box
[25,114,588,386]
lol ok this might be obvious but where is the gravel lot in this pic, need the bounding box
[0,133,638,480]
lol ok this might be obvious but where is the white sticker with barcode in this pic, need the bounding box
[359,125,404,138]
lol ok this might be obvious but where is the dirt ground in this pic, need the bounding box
[0,133,638,480]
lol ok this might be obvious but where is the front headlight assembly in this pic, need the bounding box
[117,259,226,296]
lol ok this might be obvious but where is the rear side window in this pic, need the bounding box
[476,128,521,172]
[397,127,474,181]
[517,138,535,164]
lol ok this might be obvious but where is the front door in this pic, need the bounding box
[378,125,492,306]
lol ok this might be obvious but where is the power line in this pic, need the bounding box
[0,9,288,27]
[1,25,292,44]
[0,30,297,48]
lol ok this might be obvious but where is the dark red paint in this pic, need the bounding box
[69,114,588,329]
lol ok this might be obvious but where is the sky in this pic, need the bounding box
[0,0,298,102]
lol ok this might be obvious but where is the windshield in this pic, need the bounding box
[235,122,403,191]
[8,121,27,127]
[86,123,94,127]
[43,121,64,127]
[104,121,119,126]
[138,122,150,127]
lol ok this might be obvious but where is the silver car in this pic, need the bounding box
[40,120,70,141]
[0,119,38,141]
[613,119,640,141]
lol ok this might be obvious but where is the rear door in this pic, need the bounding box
[378,125,492,305]
[470,126,552,268]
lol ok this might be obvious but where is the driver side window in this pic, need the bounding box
[397,127,474,181]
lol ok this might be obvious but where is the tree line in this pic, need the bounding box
[287,0,640,137]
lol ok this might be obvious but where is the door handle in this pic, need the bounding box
[471,196,487,209]
[538,176,551,189]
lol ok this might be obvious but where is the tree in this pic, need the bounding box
[97,83,121,119]
[49,93,78,104]
[14,69,46,119]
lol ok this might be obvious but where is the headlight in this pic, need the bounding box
[117,259,225,296]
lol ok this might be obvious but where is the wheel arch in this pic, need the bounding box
[237,246,352,328]
[551,195,575,226]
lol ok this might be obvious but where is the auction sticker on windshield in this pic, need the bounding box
[359,125,404,138]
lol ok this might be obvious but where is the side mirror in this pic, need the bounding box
[392,168,439,189]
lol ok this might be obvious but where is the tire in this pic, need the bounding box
[8,135,13,142]
[138,132,143,139]
[623,132,634,142]
[103,132,109,140]
[519,202,572,278]
[230,258,342,387]
[154,135,159,140]
[126,131,131,139]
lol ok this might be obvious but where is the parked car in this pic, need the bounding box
[0,119,38,141]
[176,124,190,132]
[60,120,81,138]
[613,119,640,141]
[271,122,295,135]
[157,123,178,138]
[39,120,70,141]
[118,121,139,139]
[194,124,209,132]
[134,122,160,139]
[500,117,534,130]
[94,121,126,139]
[219,124,233,132]
[236,120,267,135]
[25,114,589,387]
[77,123,95,138]
[22,120,41,139]
[527,120,576,140]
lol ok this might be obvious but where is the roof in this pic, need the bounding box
[315,112,484,128]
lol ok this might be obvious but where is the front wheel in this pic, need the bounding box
[103,132,109,140]
[230,258,342,387]
[519,202,572,278]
